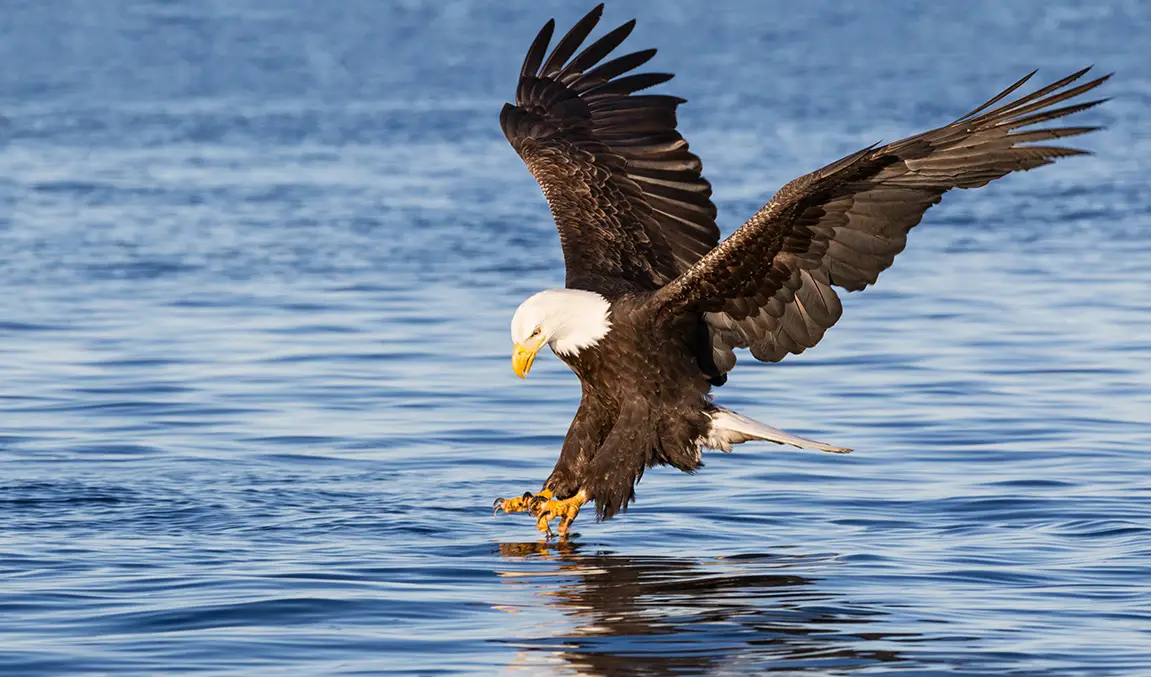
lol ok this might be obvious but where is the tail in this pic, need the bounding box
[703,407,852,454]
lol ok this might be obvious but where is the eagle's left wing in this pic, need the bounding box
[653,68,1109,373]
[500,4,718,292]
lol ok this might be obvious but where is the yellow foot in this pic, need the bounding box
[493,489,552,515]
[493,489,586,540]
[529,491,587,540]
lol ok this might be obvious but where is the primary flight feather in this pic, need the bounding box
[493,4,1108,538]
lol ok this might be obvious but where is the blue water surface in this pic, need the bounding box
[1,1,1150,675]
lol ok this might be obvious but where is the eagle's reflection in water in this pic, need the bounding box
[494,541,910,676]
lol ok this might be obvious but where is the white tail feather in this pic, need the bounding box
[703,408,852,454]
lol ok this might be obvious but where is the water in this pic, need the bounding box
[1,1,1149,674]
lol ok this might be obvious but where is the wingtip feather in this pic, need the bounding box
[521,19,555,79]
[540,4,606,76]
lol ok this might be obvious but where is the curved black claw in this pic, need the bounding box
[528,494,550,517]
[492,498,505,515]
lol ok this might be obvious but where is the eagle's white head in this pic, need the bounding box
[510,289,612,377]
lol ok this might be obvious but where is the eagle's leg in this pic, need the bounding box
[528,490,587,539]
[494,457,585,537]
[492,489,552,516]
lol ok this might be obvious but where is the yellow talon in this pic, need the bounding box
[493,489,552,515]
[528,491,587,540]
[493,489,587,540]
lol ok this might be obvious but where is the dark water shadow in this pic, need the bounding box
[492,541,915,676]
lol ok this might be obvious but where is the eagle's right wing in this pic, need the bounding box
[653,68,1109,372]
[500,4,718,292]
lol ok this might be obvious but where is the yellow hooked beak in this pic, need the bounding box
[512,336,545,378]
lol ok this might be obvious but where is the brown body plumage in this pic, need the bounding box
[495,4,1108,531]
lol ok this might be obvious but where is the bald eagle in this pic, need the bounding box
[492,4,1108,538]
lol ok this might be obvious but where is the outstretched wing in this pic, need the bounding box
[654,68,1109,371]
[500,4,718,292]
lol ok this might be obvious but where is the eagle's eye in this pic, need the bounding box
[530,327,541,338]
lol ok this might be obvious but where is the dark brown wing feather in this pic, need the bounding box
[500,4,719,292]
[654,68,1109,371]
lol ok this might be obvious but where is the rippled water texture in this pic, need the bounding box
[2,1,1150,675]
